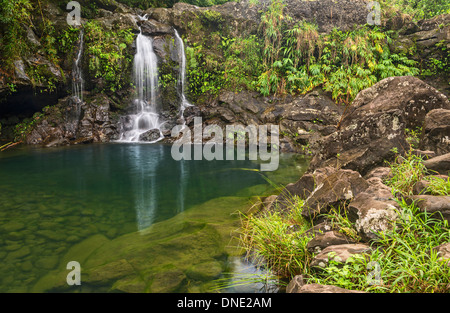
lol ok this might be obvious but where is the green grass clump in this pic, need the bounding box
[239,196,312,278]
[309,200,450,292]
[425,176,450,196]
[386,150,427,195]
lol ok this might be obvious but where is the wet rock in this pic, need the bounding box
[6,246,31,260]
[278,91,342,140]
[5,244,22,251]
[413,179,432,195]
[186,260,223,281]
[36,230,65,241]
[6,232,23,241]
[12,59,31,85]
[423,153,450,175]
[412,149,436,160]
[21,261,33,272]
[35,256,60,270]
[26,27,41,47]
[149,268,186,293]
[272,173,316,214]
[139,129,161,142]
[304,221,333,237]
[420,109,450,155]
[311,243,372,268]
[85,259,136,285]
[296,283,365,293]
[302,168,369,219]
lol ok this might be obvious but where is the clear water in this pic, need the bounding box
[0,143,308,292]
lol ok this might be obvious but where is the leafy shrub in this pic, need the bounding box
[84,21,135,92]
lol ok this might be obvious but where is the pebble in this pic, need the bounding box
[7,246,31,260]
[5,244,22,252]
[35,256,59,270]
[66,235,80,243]
[2,221,25,233]
[21,261,33,272]
[6,232,23,241]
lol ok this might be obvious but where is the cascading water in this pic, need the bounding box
[73,29,84,109]
[174,29,193,125]
[118,23,164,143]
[66,28,84,138]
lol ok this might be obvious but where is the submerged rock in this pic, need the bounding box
[138,129,161,142]
[347,177,399,241]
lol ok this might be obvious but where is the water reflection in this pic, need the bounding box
[122,144,268,231]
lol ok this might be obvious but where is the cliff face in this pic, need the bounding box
[0,0,448,149]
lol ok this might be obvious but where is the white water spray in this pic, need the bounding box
[118,25,164,143]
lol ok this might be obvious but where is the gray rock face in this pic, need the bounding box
[309,76,450,175]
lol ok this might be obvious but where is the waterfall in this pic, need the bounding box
[118,26,164,143]
[73,29,84,104]
[174,29,193,125]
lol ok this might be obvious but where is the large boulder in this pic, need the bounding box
[309,76,450,176]
[301,168,369,219]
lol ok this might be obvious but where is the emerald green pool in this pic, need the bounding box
[0,143,308,292]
